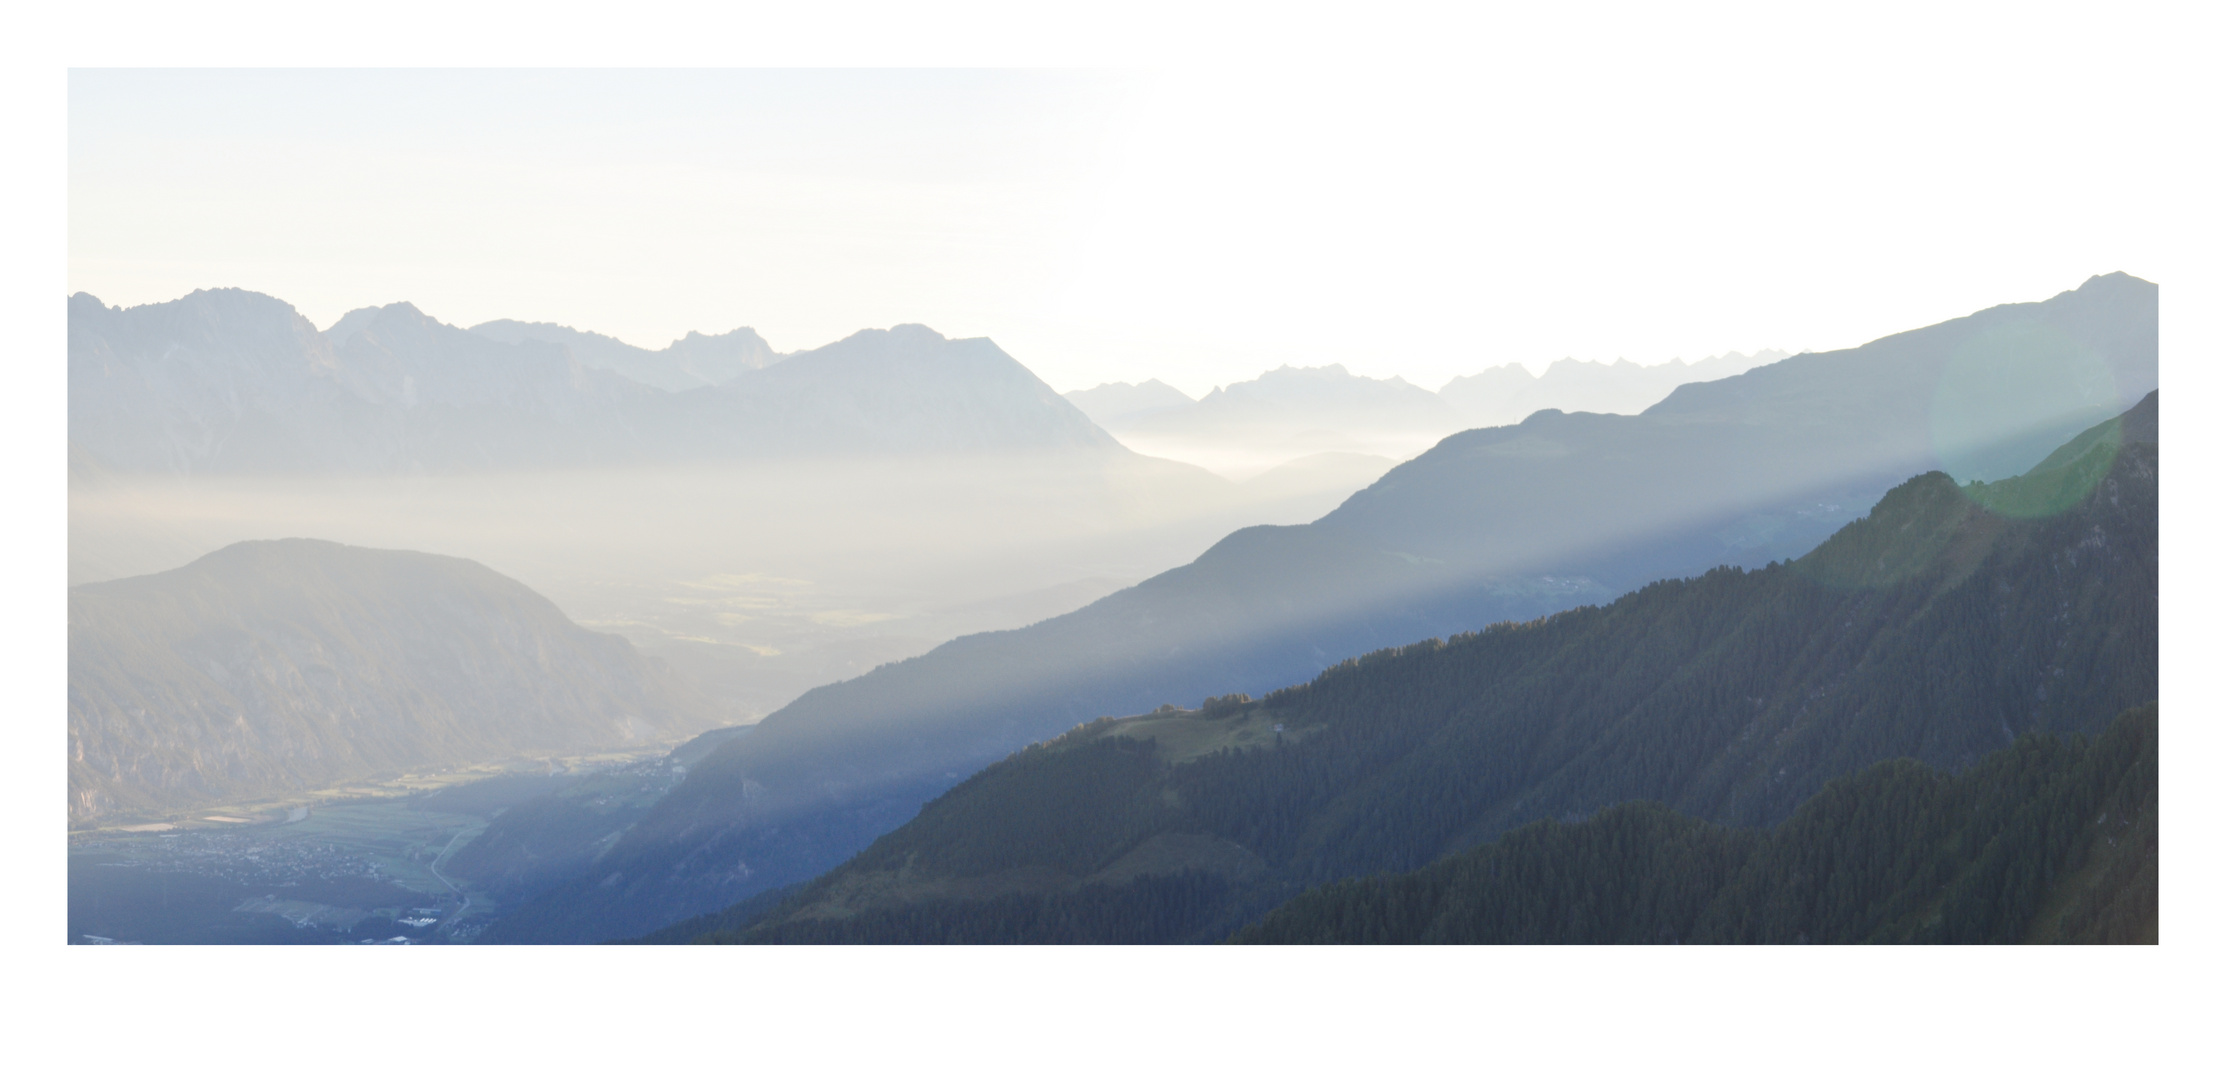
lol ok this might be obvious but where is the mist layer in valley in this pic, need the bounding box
[68,289,1390,725]
[71,455,1374,720]
[482,273,2153,943]
[66,286,1447,941]
[1064,350,1789,480]
[69,273,2154,946]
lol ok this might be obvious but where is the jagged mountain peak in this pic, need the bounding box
[1201,363,1437,402]
[71,287,1131,473]
[472,317,632,345]
[76,286,319,334]
[2079,270,2142,290]
[324,301,439,347]
[801,323,966,356]
[471,318,779,390]
[780,323,1013,372]
[670,325,776,350]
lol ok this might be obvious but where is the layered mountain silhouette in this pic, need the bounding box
[1071,352,1790,479]
[1063,379,1195,427]
[68,290,1122,474]
[70,291,647,474]
[670,394,2157,944]
[68,539,728,826]
[1085,364,1462,477]
[481,273,2156,943]
[1438,350,1788,429]
[469,319,779,392]
[653,323,1122,458]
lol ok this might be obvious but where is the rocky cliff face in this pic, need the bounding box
[68,539,729,825]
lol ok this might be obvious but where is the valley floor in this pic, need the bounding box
[67,749,681,944]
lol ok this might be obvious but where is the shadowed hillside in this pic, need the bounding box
[69,539,729,825]
[486,275,2155,944]
[1232,704,2156,945]
[668,395,2155,944]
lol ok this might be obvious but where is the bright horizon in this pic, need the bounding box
[23,0,2221,1066]
[68,62,2173,398]
[69,278,1796,394]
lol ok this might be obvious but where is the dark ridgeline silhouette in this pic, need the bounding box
[667,395,2156,944]
[481,274,2156,944]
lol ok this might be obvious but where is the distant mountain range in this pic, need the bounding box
[68,290,1121,475]
[68,539,729,826]
[663,394,2158,944]
[480,272,2157,943]
[1438,349,1789,428]
[72,286,1775,484]
[1067,351,1788,478]
[1063,379,1196,427]
[1081,365,1461,478]
[467,319,779,392]
[676,323,1121,458]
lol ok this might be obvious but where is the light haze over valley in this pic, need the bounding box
[59,64,2172,952]
[68,272,2158,944]
[69,285,1788,727]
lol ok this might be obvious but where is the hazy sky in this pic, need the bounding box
[68,36,2186,397]
[17,0,2226,1060]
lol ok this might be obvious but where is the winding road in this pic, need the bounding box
[428,827,472,931]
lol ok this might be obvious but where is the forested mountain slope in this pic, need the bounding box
[672,395,2156,944]
[488,275,2156,944]
[68,539,727,825]
[1233,704,2156,945]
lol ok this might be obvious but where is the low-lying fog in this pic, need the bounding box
[70,451,1389,721]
